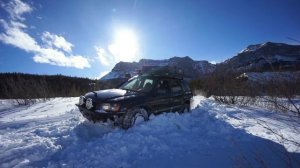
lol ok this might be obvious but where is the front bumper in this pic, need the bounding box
[76,104,124,121]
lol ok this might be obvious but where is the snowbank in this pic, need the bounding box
[0,96,299,168]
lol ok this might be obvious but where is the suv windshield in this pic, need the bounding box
[120,76,156,93]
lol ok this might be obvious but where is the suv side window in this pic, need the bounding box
[170,80,183,94]
[182,80,191,92]
[156,79,169,94]
[143,79,153,87]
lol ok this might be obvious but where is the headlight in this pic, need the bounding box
[79,96,85,105]
[110,104,120,111]
[102,103,110,110]
[86,98,93,110]
[101,103,120,112]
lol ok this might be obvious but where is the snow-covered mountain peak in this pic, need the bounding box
[240,44,263,53]
[240,42,290,53]
[224,42,300,72]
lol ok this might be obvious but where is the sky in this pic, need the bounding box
[0,0,300,78]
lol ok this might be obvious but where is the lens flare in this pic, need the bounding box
[108,29,139,62]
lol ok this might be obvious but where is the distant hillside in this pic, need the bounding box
[101,56,216,80]
[0,73,99,99]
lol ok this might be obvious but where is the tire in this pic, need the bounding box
[122,108,149,129]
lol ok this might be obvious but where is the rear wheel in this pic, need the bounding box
[122,108,149,129]
[179,103,190,113]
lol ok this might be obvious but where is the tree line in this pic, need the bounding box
[0,73,100,101]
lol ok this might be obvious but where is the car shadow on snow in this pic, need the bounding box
[189,100,300,167]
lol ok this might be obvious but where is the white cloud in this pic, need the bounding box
[99,71,109,78]
[2,0,32,21]
[10,20,27,28]
[41,31,73,53]
[0,0,90,69]
[95,46,110,66]
[0,20,40,52]
[33,48,90,69]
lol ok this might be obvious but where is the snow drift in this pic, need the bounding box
[0,96,299,168]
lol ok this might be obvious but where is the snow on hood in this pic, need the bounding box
[84,89,134,101]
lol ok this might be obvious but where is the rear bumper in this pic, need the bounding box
[76,104,124,121]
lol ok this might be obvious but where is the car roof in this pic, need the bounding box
[140,66,184,80]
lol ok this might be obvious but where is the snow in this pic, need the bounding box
[0,96,300,168]
[0,99,17,112]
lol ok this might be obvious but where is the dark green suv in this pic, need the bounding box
[76,72,192,129]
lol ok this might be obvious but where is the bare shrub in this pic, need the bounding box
[190,68,300,115]
[254,73,300,115]
[15,99,37,106]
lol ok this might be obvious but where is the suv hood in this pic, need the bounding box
[84,89,137,101]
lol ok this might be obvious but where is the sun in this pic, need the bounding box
[108,29,139,62]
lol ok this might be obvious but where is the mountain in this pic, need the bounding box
[101,56,216,80]
[221,42,300,72]
[101,42,300,81]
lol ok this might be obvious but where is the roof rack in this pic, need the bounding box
[142,66,184,79]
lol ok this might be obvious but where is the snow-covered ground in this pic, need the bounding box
[0,96,300,168]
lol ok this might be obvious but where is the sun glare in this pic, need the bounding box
[108,29,139,62]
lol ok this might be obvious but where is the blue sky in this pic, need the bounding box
[0,0,300,78]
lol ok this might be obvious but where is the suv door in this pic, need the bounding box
[149,78,172,114]
[169,79,184,112]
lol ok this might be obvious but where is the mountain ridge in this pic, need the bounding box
[102,56,215,80]
[101,42,300,80]
[222,42,300,72]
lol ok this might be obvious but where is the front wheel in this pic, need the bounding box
[122,108,149,129]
